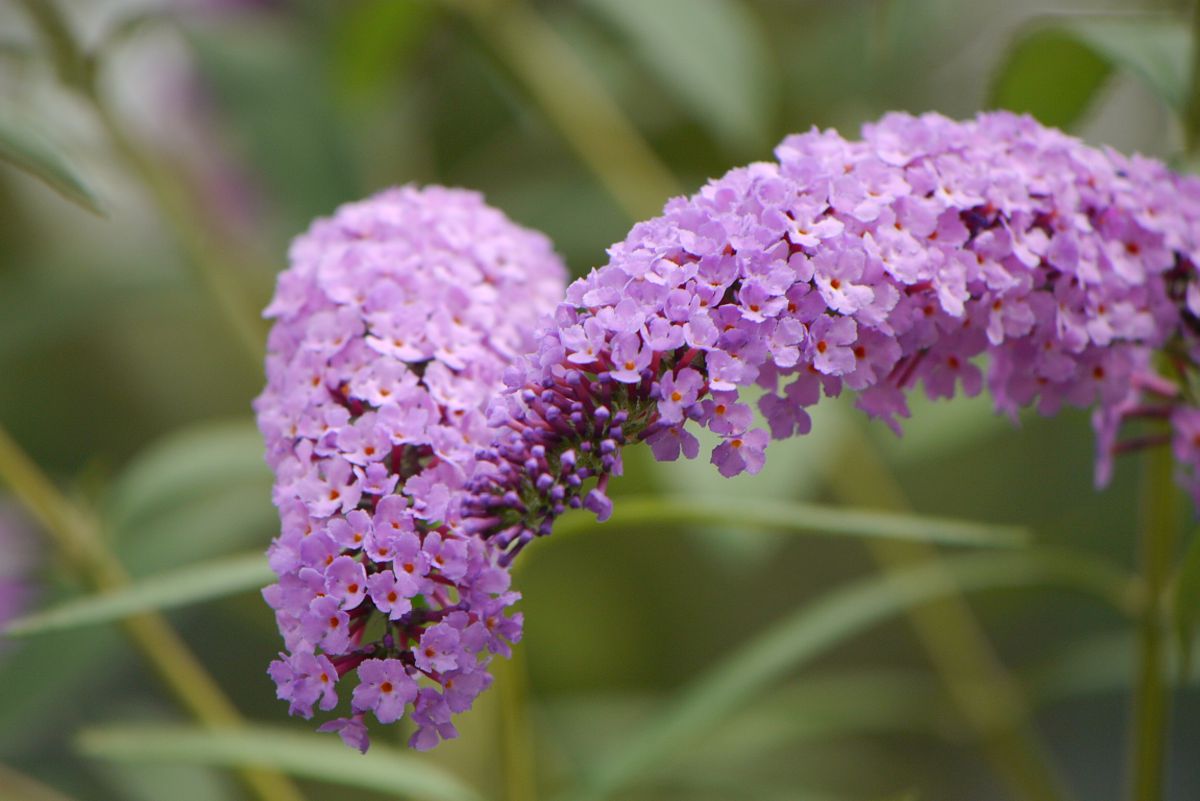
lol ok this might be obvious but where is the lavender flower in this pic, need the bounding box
[463,111,1200,560]
[255,185,566,750]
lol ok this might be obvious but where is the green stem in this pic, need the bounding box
[1184,0,1200,153]
[441,0,681,221]
[829,425,1076,801]
[17,0,266,373]
[0,425,304,801]
[88,99,268,371]
[527,494,1029,565]
[1128,446,1178,801]
[497,644,539,801]
[0,762,82,801]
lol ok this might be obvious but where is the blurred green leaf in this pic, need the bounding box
[0,111,104,214]
[547,494,1031,550]
[77,725,488,801]
[96,761,233,801]
[0,625,126,754]
[544,670,942,776]
[104,419,268,531]
[1171,530,1200,678]
[1025,629,1200,701]
[102,419,276,572]
[578,0,774,153]
[562,548,1130,801]
[5,552,270,637]
[990,17,1190,129]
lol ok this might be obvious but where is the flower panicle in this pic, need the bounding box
[461,111,1200,558]
[255,185,565,751]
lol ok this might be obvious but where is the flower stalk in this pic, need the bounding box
[830,427,1075,801]
[0,425,304,801]
[1128,444,1179,801]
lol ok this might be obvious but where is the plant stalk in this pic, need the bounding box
[17,0,267,374]
[0,425,304,801]
[1127,445,1178,801]
[497,643,539,801]
[441,0,681,221]
[828,425,1075,801]
[1184,0,1200,153]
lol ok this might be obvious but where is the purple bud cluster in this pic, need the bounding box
[463,111,1200,556]
[254,186,565,751]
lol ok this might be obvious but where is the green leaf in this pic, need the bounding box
[560,548,1131,801]
[544,494,1031,552]
[77,725,488,801]
[1171,530,1200,678]
[990,17,1191,129]
[104,419,270,533]
[1025,629,1200,701]
[102,419,277,573]
[578,0,774,153]
[0,625,126,754]
[0,110,104,214]
[4,552,271,637]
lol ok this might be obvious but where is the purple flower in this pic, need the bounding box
[711,429,770,477]
[318,715,370,754]
[351,659,418,724]
[256,186,566,749]
[459,111,1200,564]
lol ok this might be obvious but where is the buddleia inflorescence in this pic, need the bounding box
[261,111,1200,751]
[255,186,565,751]
[461,111,1200,563]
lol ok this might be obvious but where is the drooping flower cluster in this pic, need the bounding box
[464,111,1200,559]
[255,186,565,750]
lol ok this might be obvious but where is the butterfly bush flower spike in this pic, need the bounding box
[255,186,566,751]
[462,111,1200,562]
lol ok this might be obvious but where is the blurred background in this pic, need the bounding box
[1,1,1198,800]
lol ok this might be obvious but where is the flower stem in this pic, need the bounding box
[0,425,304,801]
[16,0,267,374]
[828,424,1075,801]
[497,642,539,801]
[1184,0,1200,154]
[87,97,268,373]
[1127,445,1178,801]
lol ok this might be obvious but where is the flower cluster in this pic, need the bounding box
[255,186,565,750]
[463,111,1200,558]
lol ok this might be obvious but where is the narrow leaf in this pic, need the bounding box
[104,419,270,535]
[990,16,1190,129]
[4,552,271,637]
[562,549,1130,801]
[547,495,1030,550]
[1171,530,1200,678]
[77,725,487,801]
[0,111,104,214]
